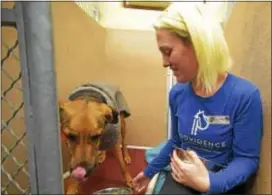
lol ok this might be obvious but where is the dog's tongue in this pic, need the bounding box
[71,167,87,182]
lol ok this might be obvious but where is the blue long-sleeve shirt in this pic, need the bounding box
[143,73,263,194]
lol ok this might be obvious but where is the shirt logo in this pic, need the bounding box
[191,110,230,136]
[191,110,209,136]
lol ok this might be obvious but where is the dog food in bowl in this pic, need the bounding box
[93,187,133,195]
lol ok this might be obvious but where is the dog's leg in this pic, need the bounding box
[97,150,106,164]
[113,144,133,188]
[120,114,131,164]
[62,142,80,194]
[66,177,80,194]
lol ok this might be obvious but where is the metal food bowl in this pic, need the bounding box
[93,187,133,195]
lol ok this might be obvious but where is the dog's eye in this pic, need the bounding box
[90,135,101,141]
[67,133,77,141]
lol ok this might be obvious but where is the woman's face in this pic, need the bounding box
[156,28,198,83]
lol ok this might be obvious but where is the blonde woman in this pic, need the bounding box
[132,2,263,194]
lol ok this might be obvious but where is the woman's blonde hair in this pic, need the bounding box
[154,2,232,93]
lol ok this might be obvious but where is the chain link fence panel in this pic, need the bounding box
[1,24,31,195]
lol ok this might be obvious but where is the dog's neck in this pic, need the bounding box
[74,96,106,104]
[70,89,107,104]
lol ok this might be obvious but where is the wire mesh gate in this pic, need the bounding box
[1,2,64,194]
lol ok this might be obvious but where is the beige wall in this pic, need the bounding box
[97,2,162,30]
[104,28,167,147]
[75,1,162,30]
[225,2,271,194]
[75,1,234,31]
[51,2,107,99]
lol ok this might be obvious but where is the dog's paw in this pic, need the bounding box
[126,179,134,189]
[97,151,106,164]
[123,149,132,164]
[66,186,79,195]
[124,173,133,188]
[124,155,132,165]
[65,177,80,195]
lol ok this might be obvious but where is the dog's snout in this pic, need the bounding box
[75,161,96,170]
[78,161,89,168]
[70,161,96,175]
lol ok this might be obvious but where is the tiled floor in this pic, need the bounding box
[64,148,147,194]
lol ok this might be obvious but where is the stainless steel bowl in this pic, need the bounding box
[93,187,133,195]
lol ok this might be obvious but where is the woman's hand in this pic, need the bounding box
[132,171,151,194]
[170,149,210,192]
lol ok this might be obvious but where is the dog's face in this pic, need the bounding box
[59,99,118,180]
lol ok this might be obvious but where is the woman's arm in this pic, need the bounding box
[207,89,263,194]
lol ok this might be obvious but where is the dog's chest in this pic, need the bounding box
[99,123,121,150]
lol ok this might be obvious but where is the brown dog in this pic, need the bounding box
[59,83,133,194]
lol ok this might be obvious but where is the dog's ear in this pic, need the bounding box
[58,100,72,141]
[109,108,119,124]
[58,100,76,122]
[102,104,119,124]
[59,100,69,124]
[59,100,67,140]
